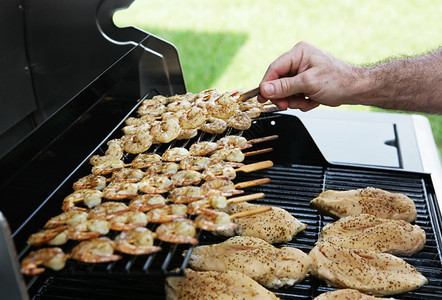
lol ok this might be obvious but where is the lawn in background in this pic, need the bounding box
[114,0,442,153]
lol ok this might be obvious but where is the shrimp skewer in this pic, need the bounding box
[27,226,69,246]
[62,189,103,212]
[114,227,162,255]
[109,211,148,231]
[194,206,272,232]
[138,175,174,194]
[128,194,166,212]
[87,202,129,220]
[187,193,265,215]
[102,182,139,200]
[146,204,187,223]
[44,211,88,229]
[73,174,107,190]
[67,219,110,240]
[21,247,67,275]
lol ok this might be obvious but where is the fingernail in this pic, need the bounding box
[263,83,275,97]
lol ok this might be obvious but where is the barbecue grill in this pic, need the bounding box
[1,1,441,300]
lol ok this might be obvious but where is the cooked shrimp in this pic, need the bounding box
[177,128,198,140]
[226,111,252,130]
[171,170,203,186]
[125,114,158,126]
[138,175,174,194]
[162,147,190,162]
[122,130,153,154]
[130,153,161,169]
[201,179,243,197]
[128,194,166,212]
[44,211,88,229]
[151,95,169,105]
[202,163,236,180]
[179,156,211,171]
[89,139,124,165]
[114,227,162,255]
[87,202,129,220]
[159,162,179,175]
[73,174,107,190]
[102,182,139,200]
[21,247,67,275]
[210,148,244,162]
[216,135,248,148]
[167,99,191,112]
[150,118,180,143]
[168,186,206,204]
[137,99,166,116]
[109,211,148,231]
[122,122,151,136]
[67,219,110,240]
[206,93,239,120]
[91,158,124,175]
[27,226,69,246]
[109,168,145,183]
[239,97,263,111]
[194,209,238,232]
[62,189,103,212]
[199,117,227,134]
[179,106,207,129]
[156,219,198,244]
[189,141,222,156]
[244,107,262,118]
[69,237,121,263]
[146,204,187,223]
[187,195,227,215]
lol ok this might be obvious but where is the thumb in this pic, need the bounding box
[260,76,302,100]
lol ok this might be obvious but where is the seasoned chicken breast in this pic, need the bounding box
[311,187,417,222]
[165,269,279,300]
[309,241,427,296]
[318,214,426,256]
[188,236,311,288]
[314,288,396,300]
[219,202,307,244]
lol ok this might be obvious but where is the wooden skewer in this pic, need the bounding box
[237,87,260,102]
[226,192,265,204]
[234,177,271,189]
[243,148,273,157]
[248,135,278,145]
[229,206,272,219]
[235,160,273,173]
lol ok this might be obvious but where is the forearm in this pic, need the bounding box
[351,49,442,113]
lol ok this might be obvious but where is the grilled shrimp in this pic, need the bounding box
[109,168,145,183]
[162,147,190,162]
[171,170,203,186]
[44,211,88,229]
[202,164,236,180]
[179,156,211,171]
[130,153,161,169]
[177,128,198,140]
[201,179,242,197]
[244,107,262,118]
[89,139,124,165]
[189,141,222,156]
[91,158,124,175]
[67,219,110,240]
[179,106,206,129]
[146,204,187,223]
[122,122,151,136]
[206,93,239,120]
[199,117,227,134]
[239,97,262,111]
[114,227,162,255]
[27,226,69,246]
[21,247,67,275]
[69,237,121,263]
[210,148,244,162]
[187,195,227,215]
[168,186,206,204]
[167,99,192,112]
[62,189,103,212]
[122,130,153,154]
[109,211,148,231]
[150,118,180,143]
[194,209,238,232]
[128,194,166,212]
[137,99,166,116]
[87,202,129,220]
[138,175,174,194]
[156,219,198,245]
[102,182,139,200]
[216,135,248,148]
[73,174,107,190]
[226,111,252,130]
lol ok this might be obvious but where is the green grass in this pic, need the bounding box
[114,0,442,153]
